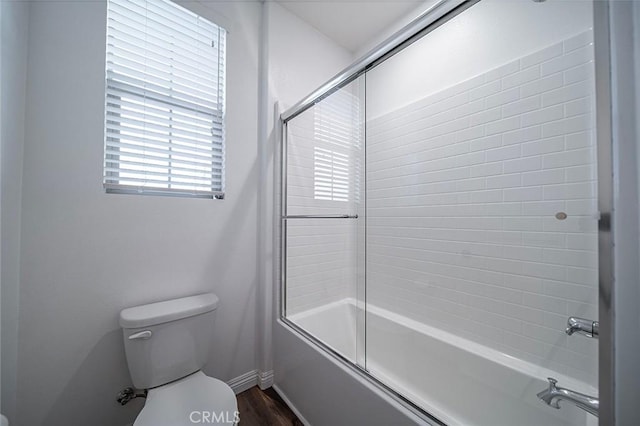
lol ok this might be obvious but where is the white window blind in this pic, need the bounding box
[104,0,226,198]
[312,88,362,203]
[313,147,350,202]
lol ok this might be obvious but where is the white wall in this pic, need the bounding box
[16,0,261,425]
[0,0,29,421]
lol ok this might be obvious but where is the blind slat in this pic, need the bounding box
[105,148,223,170]
[105,139,221,161]
[107,71,219,111]
[107,57,220,99]
[106,93,223,125]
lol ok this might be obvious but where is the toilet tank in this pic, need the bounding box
[120,293,219,389]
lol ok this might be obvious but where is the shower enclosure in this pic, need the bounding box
[280,0,604,424]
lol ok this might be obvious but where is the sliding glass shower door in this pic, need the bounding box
[282,76,366,366]
[282,1,601,424]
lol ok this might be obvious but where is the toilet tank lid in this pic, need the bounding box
[120,293,219,329]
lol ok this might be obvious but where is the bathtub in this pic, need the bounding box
[289,299,598,426]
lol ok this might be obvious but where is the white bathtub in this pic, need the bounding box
[290,299,598,426]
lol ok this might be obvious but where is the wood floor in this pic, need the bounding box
[237,386,304,426]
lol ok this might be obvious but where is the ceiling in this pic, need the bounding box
[275,0,425,53]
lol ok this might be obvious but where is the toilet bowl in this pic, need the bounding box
[120,293,238,426]
[135,372,237,426]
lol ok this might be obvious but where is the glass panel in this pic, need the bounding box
[365,0,598,424]
[284,76,366,365]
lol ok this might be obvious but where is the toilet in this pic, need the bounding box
[120,293,238,426]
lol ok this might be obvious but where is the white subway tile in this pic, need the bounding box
[486,145,521,162]
[521,42,563,68]
[544,311,570,330]
[565,165,595,183]
[503,66,541,89]
[485,87,520,109]
[566,234,598,251]
[541,45,593,76]
[522,136,564,157]
[543,148,592,169]
[503,126,542,145]
[564,97,592,117]
[469,107,502,126]
[469,80,502,101]
[542,80,592,107]
[503,217,543,232]
[543,182,595,200]
[521,105,564,127]
[542,216,597,234]
[504,186,543,201]
[466,160,503,178]
[432,92,470,115]
[471,189,504,203]
[566,267,598,286]
[523,293,567,315]
[486,173,522,189]
[455,177,486,191]
[503,95,542,118]
[505,274,544,292]
[486,116,521,135]
[504,156,542,173]
[565,131,593,150]
[456,151,486,167]
[521,200,566,216]
[455,124,486,143]
[469,134,502,152]
[564,61,594,84]
[522,169,565,186]
[522,232,566,248]
[521,73,564,98]
[526,323,568,345]
[485,202,521,216]
[497,231,524,245]
[566,199,597,216]
[543,248,598,269]
[453,99,485,118]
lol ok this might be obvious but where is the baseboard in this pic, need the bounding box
[258,370,274,390]
[272,384,311,426]
[227,369,274,394]
[227,370,258,394]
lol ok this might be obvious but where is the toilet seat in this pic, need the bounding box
[134,371,238,426]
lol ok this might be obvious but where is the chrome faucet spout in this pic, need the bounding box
[537,377,599,417]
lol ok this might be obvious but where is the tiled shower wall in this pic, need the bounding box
[286,83,364,314]
[367,30,598,385]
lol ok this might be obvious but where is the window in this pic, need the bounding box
[104,0,226,198]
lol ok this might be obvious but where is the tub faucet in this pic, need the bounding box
[566,316,599,338]
[537,377,598,417]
